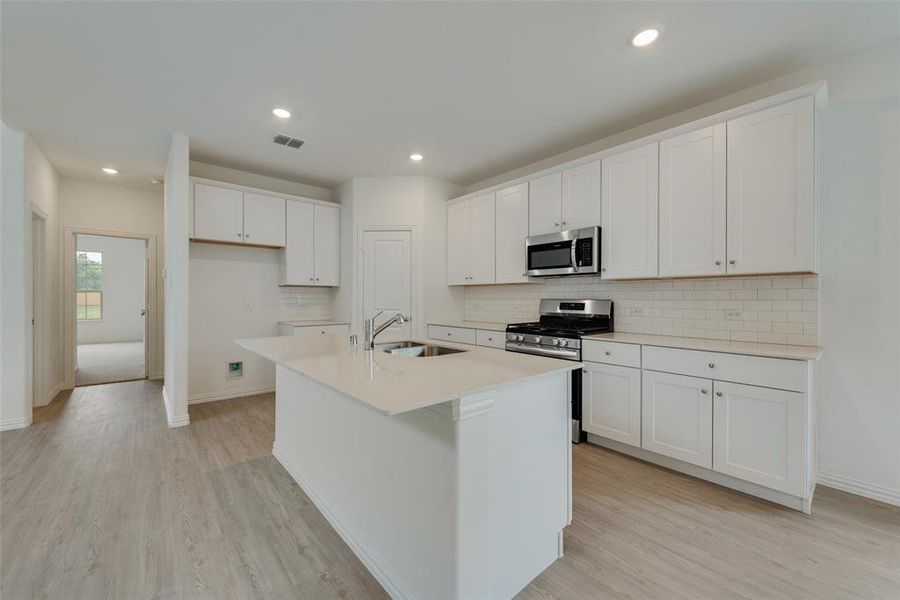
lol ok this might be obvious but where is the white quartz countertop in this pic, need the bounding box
[582,332,823,361]
[427,319,509,332]
[278,320,350,327]
[235,333,579,415]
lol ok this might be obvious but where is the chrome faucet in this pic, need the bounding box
[364,311,409,350]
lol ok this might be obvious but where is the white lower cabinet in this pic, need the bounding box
[713,380,806,496]
[641,370,713,469]
[583,363,641,447]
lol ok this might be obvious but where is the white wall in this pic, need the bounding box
[164,133,191,427]
[76,235,145,344]
[59,178,165,377]
[461,41,900,506]
[189,161,332,202]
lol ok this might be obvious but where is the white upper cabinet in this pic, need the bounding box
[726,96,815,274]
[601,142,659,279]
[193,183,243,243]
[495,183,530,284]
[561,160,602,231]
[659,125,726,277]
[282,199,340,286]
[242,192,286,247]
[446,200,470,285]
[314,205,340,286]
[468,193,496,284]
[447,193,495,285]
[528,172,562,236]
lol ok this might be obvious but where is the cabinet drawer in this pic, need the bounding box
[582,340,641,368]
[476,329,505,349]
[642,346,805,393]
[293,324,349,336]
[427,325,476,345]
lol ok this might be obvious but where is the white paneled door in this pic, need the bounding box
[193,183,243,243]
[362,230,412,339]
[468,193,496,284]
[659,125,726,277]
[314,205,340,285]
[561,160,602,231]
[641,370,713,468]
[495,183,529,284]
[242,192,285,247]
[283,200,316,284]
[726,96,815,274]
[583,363,641,447]
[528,172,563,236]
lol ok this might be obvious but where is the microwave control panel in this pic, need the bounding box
[575,238,593,267]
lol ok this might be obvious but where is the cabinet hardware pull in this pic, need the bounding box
[708,362,715,368]
[236,233,242,238]
[715,260,722,266]
[605,351,611,356]
[601,267,607,272]
[716,391,723,397]
[245,234,250,238]
[729,260,736,265]
[554,222,560,227]
[701,389,708,394]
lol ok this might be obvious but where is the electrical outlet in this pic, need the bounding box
[631,307,646,317]
[725,309,744,320]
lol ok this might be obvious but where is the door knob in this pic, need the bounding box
[140,308,147,316]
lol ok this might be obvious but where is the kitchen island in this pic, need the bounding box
[236,333,580,600]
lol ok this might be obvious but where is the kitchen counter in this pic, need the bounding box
[277,319,349,327]
[583,332,823,361]
[426,319,509,332]
[235,333,579,415]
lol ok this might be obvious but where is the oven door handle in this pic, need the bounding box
[506,341,580,360]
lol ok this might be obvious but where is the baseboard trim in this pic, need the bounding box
[586,434,808,513]
[46,382,64,404]
[162,384,190,428]
[0,416,32,431]
[188,385,275,405]
[272,443,415,600]
[817,471,900,507]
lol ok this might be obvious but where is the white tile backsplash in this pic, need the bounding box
[464,275,820,346]
[278,287,336,322]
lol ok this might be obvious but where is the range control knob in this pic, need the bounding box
[559,339,568,347]
[534,336,542,344]
[550,338,560,346]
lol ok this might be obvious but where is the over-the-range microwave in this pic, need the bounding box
[526,226,600,277]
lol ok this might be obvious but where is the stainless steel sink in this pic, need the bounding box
[375,341,467,357]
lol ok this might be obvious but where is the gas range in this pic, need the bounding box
[505,299,613,361]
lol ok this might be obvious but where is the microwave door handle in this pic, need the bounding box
[571,240,578,270]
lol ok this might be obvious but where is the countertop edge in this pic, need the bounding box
[582,332,823,361]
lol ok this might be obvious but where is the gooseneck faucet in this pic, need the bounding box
[364,311,409,350]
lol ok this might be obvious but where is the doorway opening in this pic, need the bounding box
[73,234,149,386]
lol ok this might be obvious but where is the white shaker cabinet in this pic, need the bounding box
[561,160,602,231]
[282,199,340,286]
[726,96,815,274]
[641,370,713,469]
[495,183,530,284]
[528,172,562,236]
[713,381,806,496]
[193,183,243,243]
[446,193,495,285]
[583,363,641,447]
[601,142,659,279]
[242,192,286,247]
[659,125,726,277]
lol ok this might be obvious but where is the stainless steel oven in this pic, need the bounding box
[526,226,600,277]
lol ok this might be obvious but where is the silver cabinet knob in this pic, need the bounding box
[309,277,314,281]
[729,260,736,265]
[605,350,611,356]
[554,222,560,227]
[716,391,723,397]
[601,267,607,272]
[245,233,250,238]
[701,389,708,394]
[236,233,242,238]
[708,362,715,369]
[561,221,567,226]
[315,277,319,281]
[715,260,722,266]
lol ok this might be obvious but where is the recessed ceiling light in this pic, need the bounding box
[629,27,660,48]
[409,153,424,162]
[272,107,291,119]
[102,167,118,175]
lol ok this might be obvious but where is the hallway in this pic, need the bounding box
[75,341,145,386]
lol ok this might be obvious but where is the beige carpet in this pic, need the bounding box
[75,341,145,386]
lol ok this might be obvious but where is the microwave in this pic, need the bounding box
[526,226,600,277]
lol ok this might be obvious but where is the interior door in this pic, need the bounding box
[193,183,243,243]
[141,239,149,379]
[362,230,412,339]
[242,192,285,247]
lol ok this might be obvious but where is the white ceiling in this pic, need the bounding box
[2,1,898,191]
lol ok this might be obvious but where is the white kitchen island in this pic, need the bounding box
[236,333,580,600]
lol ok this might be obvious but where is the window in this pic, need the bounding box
[76,251,102,320]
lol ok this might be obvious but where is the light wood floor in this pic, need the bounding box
[2,381,898,599]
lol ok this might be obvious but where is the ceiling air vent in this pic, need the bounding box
[273,134,305,149]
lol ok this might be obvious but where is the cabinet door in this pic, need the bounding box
[446,200,470,285]
[528,172,562,236]
[242,192,286,247]
[726,96,814,274]
[468,193,496,285]
[713,381,806,496]
[561,160,602,231]
[641,370,712,468]
[583,363,641,447]
[659,125,726,277]
[495,183,529,284]
[283,200,316,285]
[314,205,340,285]
[193,183,243,243]
[601,142,659,279]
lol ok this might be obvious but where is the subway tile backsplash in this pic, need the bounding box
[464,275,819,346]
[278,287,336,322]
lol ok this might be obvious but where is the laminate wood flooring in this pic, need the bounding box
[2,380,898,599]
